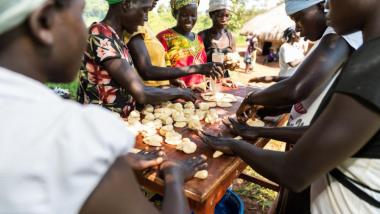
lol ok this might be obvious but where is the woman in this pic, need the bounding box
[201,0,380,212]
[0,0,206,214]
[124,0,223,88]
[198,0,236,64]
[278,27,304,77]
[156,0,207,88]
[198,0,237,86]
[77,0,196,118]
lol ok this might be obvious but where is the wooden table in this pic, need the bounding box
[134,86,285,214]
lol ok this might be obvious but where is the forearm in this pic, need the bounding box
[141,65,206,80]
[251,126,308,144]
[136,87,179,104]
[162,169,190,214]
[231,141,292,189]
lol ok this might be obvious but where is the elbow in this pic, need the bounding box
[132,91,149,104]
[136,68,152,81]
[287,181,310,193]
[289,86,310,103]
[280,170,311,193]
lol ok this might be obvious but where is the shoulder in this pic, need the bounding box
[62,101,135,148]
[335,37,380,111]
[89,22,114,38]
[157,28,174,39]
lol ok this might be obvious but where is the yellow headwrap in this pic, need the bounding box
[170,0,199,17]
[0,0,47,35]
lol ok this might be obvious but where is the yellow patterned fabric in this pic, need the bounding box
[170,0,199,17]
[124,23,170,87]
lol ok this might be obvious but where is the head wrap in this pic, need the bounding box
[0,0,46,35]
[208,0,232,13]
[285,0,325,16]
[106,0,123,5]
[170,0,199,17]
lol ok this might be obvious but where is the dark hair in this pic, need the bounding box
[283,27,296,42]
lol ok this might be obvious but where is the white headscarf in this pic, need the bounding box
[285,0,325,16]
[208,0,232,13]
[0,0,47,35]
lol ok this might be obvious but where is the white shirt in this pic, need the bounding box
[288,28,363,127]
[0,67,135,213]
[278,42,304,77]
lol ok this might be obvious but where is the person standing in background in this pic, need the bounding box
[278,27,305,77]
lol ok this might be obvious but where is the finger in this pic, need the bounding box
[138,158,164,169]
[195,163,208,171]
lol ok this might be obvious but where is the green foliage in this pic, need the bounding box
[47,80,79,99]
[83,0,108,26]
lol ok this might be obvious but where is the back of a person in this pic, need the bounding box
[0,69,134,213]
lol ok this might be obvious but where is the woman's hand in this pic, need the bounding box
[160,155,208,181]
[170,79,187,88]
[224,117,259,140]
[221,78,237,88]
[173,88,197,102]
[198,132,237,155]
[236,94,254,122]
[201,62,224,79]
[125,148,166,171]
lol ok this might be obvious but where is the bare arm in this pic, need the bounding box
[127,35,222,80]
[104,58,196,104]
[251,34,353,107]
[215,94,380,192]
[249,76,289,83]
[80,156,207,214]
[227,118,308,144]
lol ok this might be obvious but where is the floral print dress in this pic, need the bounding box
[156,28,207,87]
[77,22,136,118]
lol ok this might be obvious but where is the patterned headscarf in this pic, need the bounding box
[170,0,199,17]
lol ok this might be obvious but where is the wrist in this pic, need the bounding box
[163,165,185,182]
[246,93,255,105]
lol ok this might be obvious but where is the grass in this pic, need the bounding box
[46,80,79,99]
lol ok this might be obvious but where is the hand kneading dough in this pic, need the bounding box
[246,118,265,127]
[213,151,224,158]
[194,170,208,179]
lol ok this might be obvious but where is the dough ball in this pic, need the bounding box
[246,118,265,127]
[143,134,162,147]
[213,151,224,158]
[184,101,195,110]
[194,170,208,179]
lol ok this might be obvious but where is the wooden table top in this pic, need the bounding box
[134,86,273,203]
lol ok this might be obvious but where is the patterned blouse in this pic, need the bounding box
[156,28,207,87]
[77,22,136,118]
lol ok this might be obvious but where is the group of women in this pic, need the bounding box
[0,0,379,213]
[77,0,236,117]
